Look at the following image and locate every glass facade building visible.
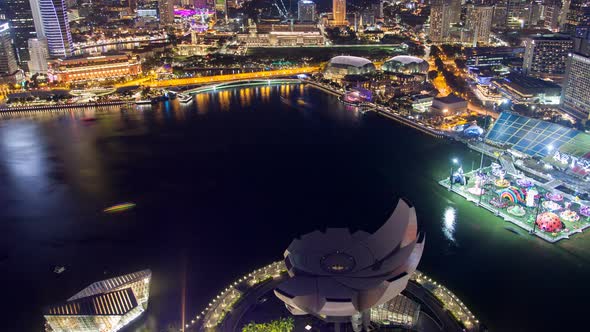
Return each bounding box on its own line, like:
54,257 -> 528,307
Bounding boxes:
39,0 -> 73,58
44,269 -> 152,332
0,0 -> 38,66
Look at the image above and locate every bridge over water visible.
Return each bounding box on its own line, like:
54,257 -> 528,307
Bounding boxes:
182,78 -> 303,94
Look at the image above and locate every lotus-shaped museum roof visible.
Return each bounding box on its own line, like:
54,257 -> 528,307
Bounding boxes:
275,199 -> 424,317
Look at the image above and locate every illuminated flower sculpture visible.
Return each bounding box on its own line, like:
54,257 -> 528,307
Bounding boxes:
536,212 -> 563,232
274,199 -> 424,331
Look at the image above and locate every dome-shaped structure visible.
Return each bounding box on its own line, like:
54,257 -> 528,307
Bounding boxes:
274,199 -> 424,324
536,212 -> 563,232
324,56 -> 376,82
382,55 -> 429,74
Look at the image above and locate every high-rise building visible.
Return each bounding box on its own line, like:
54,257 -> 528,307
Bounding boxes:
0,22 -> 18,75
506,0 -> 528,28
0,0 -> 38,66
449,0 -> 461,24
492,2 -> 508,28
159,0 -> 175,26
523,34 -> 573,79
44,270 -> 152,332
332,0 -> 346,26
561,53 -> 590,119
429,2 -> 453,43
465,4 -> 494,45
298,0 -> 315,22
39,0 -> 73,58
543,0 -> 562,32
27,37 -> 48,74
562,0 -> 590,33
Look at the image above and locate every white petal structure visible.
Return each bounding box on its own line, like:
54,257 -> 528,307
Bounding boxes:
274,199 -> 425,319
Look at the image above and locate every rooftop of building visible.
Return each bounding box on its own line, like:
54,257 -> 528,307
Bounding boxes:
385,55 -> 425,65
328,56 -> 373,67
434,94 -> 467,104
526,34 -> 573,41
501,74 -> 561,92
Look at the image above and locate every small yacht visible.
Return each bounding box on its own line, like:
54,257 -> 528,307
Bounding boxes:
54,266 -> 66,274
177,93 -> 193,104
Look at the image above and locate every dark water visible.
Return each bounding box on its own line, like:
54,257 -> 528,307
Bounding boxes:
1,84 -> 589,332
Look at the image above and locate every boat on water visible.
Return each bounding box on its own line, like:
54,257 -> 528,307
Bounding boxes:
296,98 -> 306,106
54,266 -> 66,274
177,93 -> 193,104
103,202 -> 136,213
81,116 -> 97,122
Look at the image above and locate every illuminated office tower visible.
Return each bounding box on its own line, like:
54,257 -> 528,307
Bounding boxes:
0,0 -> 38,66
27,37 -> 48,74
333,0 -> 347,25
44,270 -> 152,332
39,0 -> 73,58
523,34 -> 573,79
561,53 -> 590,119
465,4 -> 494,45
506,0 -> 527,28
0,22 -> 18,75
562,0 -> 590,33
449,0 -> 461,24
429,1 -> 453,43
298,0 -> 316,22
544,0 -> 562,32
159,0 -> 175,26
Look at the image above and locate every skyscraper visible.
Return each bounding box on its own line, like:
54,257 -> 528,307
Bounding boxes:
159,0 -> 175,26
215,0 -> 226,14
506,0 -> 527,28
449,0 -> 461,24
298,0 -> 316,22
523,34 -> 573,79
0,0 -> 38,66
0,22 -> 18,75
543,0 -> 562,32
333,0 -> 346,26
429,2 -> 453,43
562,0 -> 590,33
27,37 -> 48,74
465,5 -> 494,45
39,0 -> 73,58
561,53 -> 590,119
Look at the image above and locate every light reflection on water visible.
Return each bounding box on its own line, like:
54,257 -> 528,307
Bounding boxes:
443,206 -> 456,243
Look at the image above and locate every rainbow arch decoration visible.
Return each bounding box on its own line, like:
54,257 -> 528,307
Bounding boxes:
497,186 -> 526,205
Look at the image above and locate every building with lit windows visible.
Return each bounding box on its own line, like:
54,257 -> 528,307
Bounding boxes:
237,23 -> 325,47
429,1 -> 452,43
47,54 -> 142,83
0,22 -> 18,77
464,5 -> 493,45
27,37 -> 48,74
44,269 -> 152,332
0,0 -> 38,66
39,0 -> 73,58
561,53 -> 590,119
297,0 -> 316,22
159,0 -> 175,26
493,73 -> 562,104
331,0 -> 347,26
523,35 -> 573,80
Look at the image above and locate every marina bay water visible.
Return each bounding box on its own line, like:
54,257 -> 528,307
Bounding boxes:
1,84 -> 589,331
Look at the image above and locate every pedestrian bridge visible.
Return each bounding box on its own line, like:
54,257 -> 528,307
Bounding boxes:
183,78 -> 303,94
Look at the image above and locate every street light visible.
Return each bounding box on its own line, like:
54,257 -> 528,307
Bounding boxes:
449,158 -> 459,191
